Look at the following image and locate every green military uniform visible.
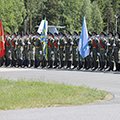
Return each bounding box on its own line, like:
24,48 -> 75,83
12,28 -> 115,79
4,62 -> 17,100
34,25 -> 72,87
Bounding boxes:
5,36 -> 12,67
28,37 -> 35,67
47,37 -> 53,68
16,37 -> 23,67
10,37 -> 17,67
106,37 -> 114,71
72,38 -> 78,68
53,35 -> 59,68
77,37 -> 83,70
90,37 -> 99,70
65,37 -> 71,69
58,36 -> 65,68
113,37 -> 120,71
22,38 -> 29,67
98,37 -> 107,70
34,37 -> 42,68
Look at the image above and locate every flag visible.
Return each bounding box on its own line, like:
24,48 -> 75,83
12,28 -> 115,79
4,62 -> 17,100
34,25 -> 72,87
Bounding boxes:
0,20 -> 5,58
78,17 -> 89,58
37,18 -> 48,60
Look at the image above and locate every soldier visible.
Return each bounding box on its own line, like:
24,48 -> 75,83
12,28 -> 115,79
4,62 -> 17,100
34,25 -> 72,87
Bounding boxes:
0,34 -> 6,67
106,33 -> 114,71
64,32 -> 72,69
47,33 -> 54,68
5,35 -> 12,67
98,32 -> 107,71
77,32 -> 83,70
90,33 -> 99,70
58,33 -> 65,68
28,35 -> 35,67
22,36 -> 29,67
53,33 -> 59,68
71,32 -> 78,69
10,34 -> 17,67
15,35 -> 23,67
34,36 -> 42,68
113,33 -> 120,71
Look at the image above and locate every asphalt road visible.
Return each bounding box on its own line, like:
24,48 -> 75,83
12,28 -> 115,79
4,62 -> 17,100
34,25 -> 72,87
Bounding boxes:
0,68 -> 120,120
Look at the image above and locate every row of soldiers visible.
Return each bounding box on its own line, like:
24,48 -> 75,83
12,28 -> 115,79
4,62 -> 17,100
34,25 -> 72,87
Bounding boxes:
0,32 -> 120,71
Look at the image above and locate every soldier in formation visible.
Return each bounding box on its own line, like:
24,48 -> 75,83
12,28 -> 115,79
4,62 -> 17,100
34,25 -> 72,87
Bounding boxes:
0,32 -> 120,72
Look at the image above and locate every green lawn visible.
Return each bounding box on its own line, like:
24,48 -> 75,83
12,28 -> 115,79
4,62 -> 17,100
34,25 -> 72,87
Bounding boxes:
0,79 -> 107,110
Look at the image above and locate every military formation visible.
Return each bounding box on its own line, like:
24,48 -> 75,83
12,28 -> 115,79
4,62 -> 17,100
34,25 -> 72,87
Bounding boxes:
0,31 -> 120,72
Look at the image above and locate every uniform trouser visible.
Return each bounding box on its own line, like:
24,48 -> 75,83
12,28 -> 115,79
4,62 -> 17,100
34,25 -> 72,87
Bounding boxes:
41,57 -> 46,68
23,59 -> 29,67
115,61 -> 119,71
59,60 -> 64,68
73,60 -> 78,68
11,58 -> 16,67
5,58 -> 11,67
92,50 -> 98,69
54,59 -> 59,68
118,63 -> 120,71
107,56 -> 114,70
66,60 -> 71,68
35,59 -> 40,68
99,51 -> 106,70
92,59 -> 98,69
77,59 -> 83,69
84,57 -> 91,69
47,59 -> 53,68
28,59 -> 34,67
16,59 -> 23,67
0,58 -> 4,67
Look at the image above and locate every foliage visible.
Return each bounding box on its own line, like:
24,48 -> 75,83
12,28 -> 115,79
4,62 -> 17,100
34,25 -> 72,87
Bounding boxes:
91,1 -> 103,33
0,0 -> 119,34
0,0 -> 26,34
80,0 -> 92,31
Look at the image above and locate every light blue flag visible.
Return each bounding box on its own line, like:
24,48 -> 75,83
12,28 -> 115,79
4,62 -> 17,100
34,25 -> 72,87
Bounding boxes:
78,17 -> 89,58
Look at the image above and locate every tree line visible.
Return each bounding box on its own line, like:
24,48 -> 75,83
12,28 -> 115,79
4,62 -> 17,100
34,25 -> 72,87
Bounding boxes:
0,0 -> 119,34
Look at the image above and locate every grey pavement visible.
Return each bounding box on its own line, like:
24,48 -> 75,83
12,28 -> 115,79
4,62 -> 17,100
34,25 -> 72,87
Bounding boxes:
0,68 -> 120,120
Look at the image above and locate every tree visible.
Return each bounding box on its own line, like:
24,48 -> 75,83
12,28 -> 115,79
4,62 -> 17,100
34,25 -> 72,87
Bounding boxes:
112,0 -> 120,33
42,0 -> 62,25
24,0 -> 46,33
60,0 -> 82,32
91,1 -> 103,33
103,0 -> 114,33
80,0 -> 92,31
0,0 -> 26,33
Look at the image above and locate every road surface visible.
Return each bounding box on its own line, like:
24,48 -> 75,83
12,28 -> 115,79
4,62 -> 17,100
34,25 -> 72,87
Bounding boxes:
0,68 -> 120,120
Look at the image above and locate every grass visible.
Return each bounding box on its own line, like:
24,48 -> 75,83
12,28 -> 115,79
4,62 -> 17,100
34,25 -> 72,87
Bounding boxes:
0,79 -> 107,110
